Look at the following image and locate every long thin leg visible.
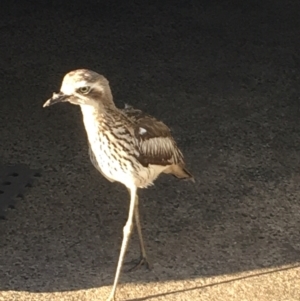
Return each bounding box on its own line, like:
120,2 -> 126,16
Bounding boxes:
107,187 -> 138,301
127,196 -> 152,271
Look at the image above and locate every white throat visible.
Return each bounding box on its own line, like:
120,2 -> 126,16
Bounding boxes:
80,104 -> 98,116
80,105 -> 103,142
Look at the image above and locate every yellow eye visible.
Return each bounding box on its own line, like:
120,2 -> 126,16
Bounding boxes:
79,86 -> 91,94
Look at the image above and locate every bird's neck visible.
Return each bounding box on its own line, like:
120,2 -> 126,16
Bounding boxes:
103,87 -> 116,108
80,103 -> 115,135
80,103 -> 105,121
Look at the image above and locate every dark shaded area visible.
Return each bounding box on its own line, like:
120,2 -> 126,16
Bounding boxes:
0,164 -> 41,218
0,0 -> 299,294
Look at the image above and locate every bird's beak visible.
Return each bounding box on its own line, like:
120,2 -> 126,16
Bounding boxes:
43,92 -> 69,108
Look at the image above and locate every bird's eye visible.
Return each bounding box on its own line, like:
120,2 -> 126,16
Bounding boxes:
79,86 -> 91,94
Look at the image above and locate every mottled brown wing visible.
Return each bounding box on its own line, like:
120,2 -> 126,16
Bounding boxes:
122,105 -> 184,167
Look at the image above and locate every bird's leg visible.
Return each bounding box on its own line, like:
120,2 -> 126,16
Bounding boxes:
107,187 -> 137,301
127,195 -> 152,272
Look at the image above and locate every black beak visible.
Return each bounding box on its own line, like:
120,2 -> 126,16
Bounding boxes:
43,92 -> 69,108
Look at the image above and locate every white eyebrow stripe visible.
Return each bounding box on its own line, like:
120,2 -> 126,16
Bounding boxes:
75,80 -> 88,88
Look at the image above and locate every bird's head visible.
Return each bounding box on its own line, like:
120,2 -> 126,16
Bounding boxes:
43,69 -> 115,109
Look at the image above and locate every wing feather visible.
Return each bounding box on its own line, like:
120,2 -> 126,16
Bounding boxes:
122,105 -> 184,167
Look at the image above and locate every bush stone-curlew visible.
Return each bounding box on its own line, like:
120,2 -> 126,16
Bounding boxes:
43,69 -> 194,301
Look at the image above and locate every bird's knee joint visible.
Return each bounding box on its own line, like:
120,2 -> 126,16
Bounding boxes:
123,221 -> 133,236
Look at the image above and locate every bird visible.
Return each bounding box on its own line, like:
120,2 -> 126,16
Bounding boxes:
43,69 -> 194,301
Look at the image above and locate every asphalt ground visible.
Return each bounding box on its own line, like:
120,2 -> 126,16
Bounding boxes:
0,1 -> 299,300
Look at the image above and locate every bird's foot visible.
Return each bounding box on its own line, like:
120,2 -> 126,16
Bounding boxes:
125,256 -> 152,272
